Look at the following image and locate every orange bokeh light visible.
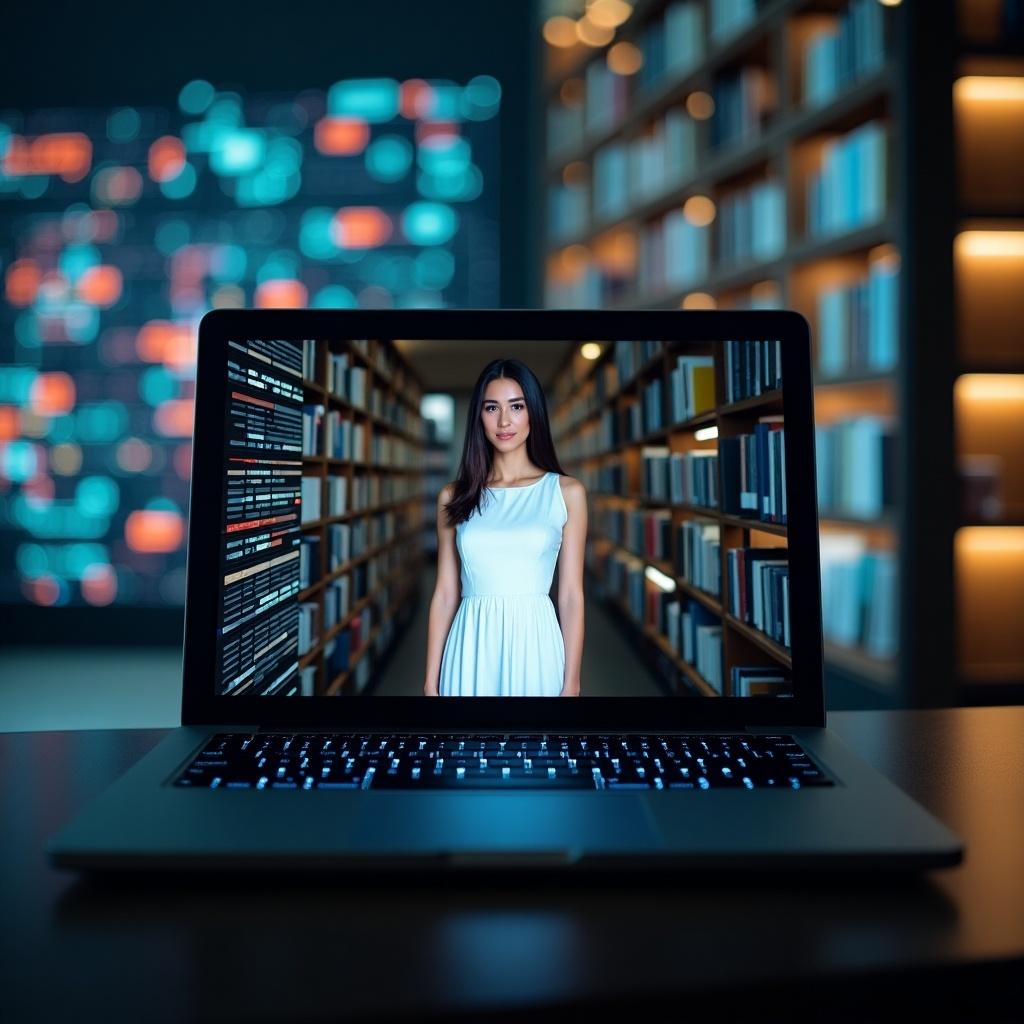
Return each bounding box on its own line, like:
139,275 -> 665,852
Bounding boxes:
314,117 -> 370,155
3,133 -> 93,182
0,406 -> 20,441
77,265 -> 123,307
135,320 -> 195,369
400,79 -> 434,119
254,278 -> 309,309
29,372 -> 76,416
5,259 -> 43,307
125,509 -> 185,553
81,563 -> 117,606
331,207 -> 393,249
153,399 -> 195,437
148,136 -> 187,182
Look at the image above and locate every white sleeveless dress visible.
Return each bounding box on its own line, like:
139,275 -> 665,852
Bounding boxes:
439,471 -> 569,697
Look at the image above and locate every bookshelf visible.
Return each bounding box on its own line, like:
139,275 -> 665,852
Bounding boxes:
551,338 -> 793,698
951,0 -> 1024,701
538,0 -> 1017,706
298,339 -> 428,696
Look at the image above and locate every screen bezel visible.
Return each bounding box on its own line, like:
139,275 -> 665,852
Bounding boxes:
182,309 -> 824,729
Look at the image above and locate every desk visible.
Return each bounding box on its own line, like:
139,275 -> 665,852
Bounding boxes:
3,709 -> 1023,1023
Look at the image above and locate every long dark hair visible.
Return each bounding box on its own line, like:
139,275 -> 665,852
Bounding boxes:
443,357 -> 567,527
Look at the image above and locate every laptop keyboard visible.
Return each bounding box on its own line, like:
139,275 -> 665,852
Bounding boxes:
174,734 -> 833,791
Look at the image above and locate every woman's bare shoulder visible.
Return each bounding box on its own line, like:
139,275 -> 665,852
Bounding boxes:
557,474 -> 587,501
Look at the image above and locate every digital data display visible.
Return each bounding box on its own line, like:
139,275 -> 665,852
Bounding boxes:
0,76 -> 501,609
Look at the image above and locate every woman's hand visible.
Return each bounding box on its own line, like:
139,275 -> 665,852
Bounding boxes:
560,679 -> 581,697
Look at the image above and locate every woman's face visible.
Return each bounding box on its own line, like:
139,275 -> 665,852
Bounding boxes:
481,378 -> 530,453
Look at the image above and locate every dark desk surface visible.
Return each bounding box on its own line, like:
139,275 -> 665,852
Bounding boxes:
4,708 -> 1023,1023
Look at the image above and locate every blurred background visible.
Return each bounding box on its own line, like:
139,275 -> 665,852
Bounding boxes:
2,0 -> 1022,727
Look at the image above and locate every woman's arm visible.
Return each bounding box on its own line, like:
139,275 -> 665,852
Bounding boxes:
423,484 -> 461,696
556,477 -> 587,697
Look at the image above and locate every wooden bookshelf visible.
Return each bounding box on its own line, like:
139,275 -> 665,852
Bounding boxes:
553,338 -> 792,697
298,339 -> 428,696
538,0 -> 945,704
951,3 -> 1024,699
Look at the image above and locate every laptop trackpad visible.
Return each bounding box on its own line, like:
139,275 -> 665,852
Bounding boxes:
353,794 -> 661,862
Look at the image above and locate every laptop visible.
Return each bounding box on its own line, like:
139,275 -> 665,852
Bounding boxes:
48,309 -> 963,870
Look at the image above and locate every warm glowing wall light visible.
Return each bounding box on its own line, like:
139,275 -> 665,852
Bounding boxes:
607,41 -> 643,75
681,292 -> 716,309
955,231 -> 1024,258
686,92 -> 715,120
955,373 -> 1024,402
543,15 -> 578,48
580,342 -> 603,360
587,0 -> 633,30
683,195 -> 716,226
956,526 -> 1024,554
694,426 -> 719,442
954,76 -> 1024,102
644,565 -> 676,591
869,243 -> 901,271
877,0 -> 901,7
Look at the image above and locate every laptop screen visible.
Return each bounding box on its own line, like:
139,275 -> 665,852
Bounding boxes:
215,336 -> 793,699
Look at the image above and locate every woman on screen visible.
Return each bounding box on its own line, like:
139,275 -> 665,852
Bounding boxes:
423,357 -> 587,697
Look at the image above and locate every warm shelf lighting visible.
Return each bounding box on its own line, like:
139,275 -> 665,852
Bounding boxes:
580,342 -> 603,360
586,0 -> 633,30
954,76 -> 1024,102
560,243 -> 591,273
686,91 -> 715,120
543,15 -> 579,48
644,564 -> 676,591
683,195 -> 716,226
681,292 -> 716,309
955,373 -> 1024,402
955,231 -> 1024,258
877,0 -> 902,7
575,15 -> 615,47
607,41 -> 643,75
694,426 -> 719,442
562,160 -> 588,186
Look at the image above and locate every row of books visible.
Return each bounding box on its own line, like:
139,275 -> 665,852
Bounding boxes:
727,547 -> 791,647
638,209 -> 711,293
815,416 -> 894,520
710,66 -> 775,151
723,339 -> 783,403
299,535 -> 321,590
806,119 -> 887,238
368,384 -> 421,438
709,0 -> 757,43
298,601 -> 320,656
643,446 -> 720,508
584,56 -> 630,138
548,181 -> 589,244
717,179 -> 786,266
732,666 -> 791,697
816,260 -> 899,379
801,0 -> 886,108
324,610 -> 371,682
544,261 -> 631,308
302,404 -> 323,456
667,599 -> 724,692
670,354 -> 716,422
325,412 -> 366,462
325,353 -> 368,409
636,1 -> 705,92
677,520 -> 721,596
614,339 -> 663,385
590,109 -> 699,222
819,534 -> 897,658
323,575 -> 351,630
300,476 -> 321,523
720,418 -> 787,524
369,430 -> 415,468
